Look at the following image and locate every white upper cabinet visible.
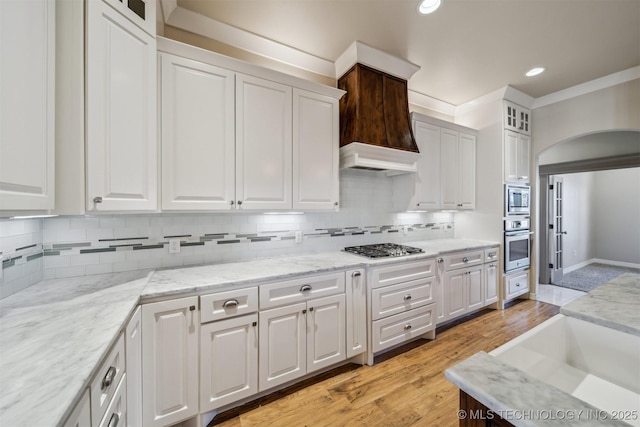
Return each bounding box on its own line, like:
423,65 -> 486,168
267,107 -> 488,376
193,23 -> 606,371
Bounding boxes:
157,38 -> 344,212
412,120 -> 442,210
503,100 -> 530,136
441,128 -> 476,210
0,0 -> 55,211
160,54 -> 235,210
292,89 -> 340,210
236,74 -> 293,211
393,113 -> 476,212
504,130 -> 530,183
85,0 -> 157,212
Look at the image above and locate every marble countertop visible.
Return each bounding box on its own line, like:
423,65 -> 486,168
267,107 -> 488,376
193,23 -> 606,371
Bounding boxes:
560,273 -> 640,336
446,352 -> 630,427
446,273 -> 640,427
0,238 -> 498,426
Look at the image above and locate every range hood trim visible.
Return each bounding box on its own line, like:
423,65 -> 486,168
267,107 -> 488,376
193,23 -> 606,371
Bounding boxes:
339,142 -> 419,175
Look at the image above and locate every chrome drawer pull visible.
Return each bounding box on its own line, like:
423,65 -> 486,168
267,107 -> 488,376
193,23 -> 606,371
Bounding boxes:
404,324 -> 412,330
404,294 -> 412,301
463,257 -> 469,263
352,271 -> 361,278
437,258 -> 444,263
107,413 -> 119,427
300,285 -> 312,292
222,299 -> 239,309
101,366 -> 116,391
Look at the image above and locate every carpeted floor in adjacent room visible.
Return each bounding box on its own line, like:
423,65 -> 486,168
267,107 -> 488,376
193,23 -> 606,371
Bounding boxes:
554,263 -> 640,292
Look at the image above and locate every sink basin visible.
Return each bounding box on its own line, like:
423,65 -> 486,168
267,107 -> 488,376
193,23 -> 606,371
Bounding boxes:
491,314 -> 640,426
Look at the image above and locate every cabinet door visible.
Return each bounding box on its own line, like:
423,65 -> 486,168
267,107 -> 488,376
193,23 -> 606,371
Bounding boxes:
160,54 -> 235,210
503,101 -> 519,133
346,269 -> 366,358
504,130 -> 519,183
466,266 -> 484,311
63,390 -> 91,427
200,314 -> 258,411
0,0 -> 55,210
86,0 -> 157,211
125,306 -> 142,427
259,302 -> 306,391
414,121 -> 442,210
517,134 -> 530,182
444,270 -> 466,319
458,132 -> 476,209
434,258 -> 446,325
307,294 -> 345,373
293,89 -> 339,210
236,74 -> 292,210
142,297 -> 198,427
484,262 -> 499,305
440,128 -> 459,210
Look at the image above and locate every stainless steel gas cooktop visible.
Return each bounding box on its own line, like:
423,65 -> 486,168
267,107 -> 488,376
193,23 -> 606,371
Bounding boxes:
343,243 -> 424,259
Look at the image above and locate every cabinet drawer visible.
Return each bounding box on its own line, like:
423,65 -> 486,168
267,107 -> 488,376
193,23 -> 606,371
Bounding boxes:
259,272 -> 345,309
371,277 -> 434,321
370,258 -> 435,290
505,270 -> 529,299
98,374 -> 127,427
483,247 -> 499,263
201,287 -> 258,323
372,304 -> 436,353
91,333 -> 125,427
444,250 -> 484,270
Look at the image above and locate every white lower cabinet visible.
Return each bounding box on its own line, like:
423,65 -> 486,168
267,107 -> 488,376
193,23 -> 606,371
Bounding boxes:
505,269 -> 530,300
345,269 -> 366,358
125,306 -> 142,427
200,313 -> 258,411
63,390 -> 91,427
259,293 -> 345,391
440,246 -> 500,324
142,297 -> 199,427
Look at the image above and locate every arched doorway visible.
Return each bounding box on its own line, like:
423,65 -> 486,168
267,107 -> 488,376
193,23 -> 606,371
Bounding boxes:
537,130 -> 640,286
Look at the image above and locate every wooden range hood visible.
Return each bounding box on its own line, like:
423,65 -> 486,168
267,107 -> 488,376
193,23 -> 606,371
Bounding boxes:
335,42 -> 421,174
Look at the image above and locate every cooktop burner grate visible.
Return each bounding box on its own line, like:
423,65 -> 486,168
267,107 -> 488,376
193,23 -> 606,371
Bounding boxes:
343,243 -> 424,259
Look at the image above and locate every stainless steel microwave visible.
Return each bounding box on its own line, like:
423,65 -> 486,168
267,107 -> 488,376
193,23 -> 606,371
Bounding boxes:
505,184 -> 531,216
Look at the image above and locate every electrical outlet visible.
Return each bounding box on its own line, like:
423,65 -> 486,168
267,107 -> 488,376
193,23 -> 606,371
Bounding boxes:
295,231 -> 303,244
169,239 -> 181,254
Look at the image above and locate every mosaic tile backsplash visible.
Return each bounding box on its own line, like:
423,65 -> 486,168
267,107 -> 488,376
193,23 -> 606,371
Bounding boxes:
1,169 -> 454,298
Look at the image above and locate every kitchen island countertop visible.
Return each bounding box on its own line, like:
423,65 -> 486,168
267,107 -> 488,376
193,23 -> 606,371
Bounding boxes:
446,273 -> 640,427
0,238 -> 498,426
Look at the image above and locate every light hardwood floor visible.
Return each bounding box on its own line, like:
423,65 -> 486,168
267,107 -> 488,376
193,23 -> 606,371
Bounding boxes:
211,300 -> 560,427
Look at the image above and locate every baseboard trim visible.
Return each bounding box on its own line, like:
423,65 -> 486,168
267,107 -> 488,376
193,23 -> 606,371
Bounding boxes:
565,258 -> 640,274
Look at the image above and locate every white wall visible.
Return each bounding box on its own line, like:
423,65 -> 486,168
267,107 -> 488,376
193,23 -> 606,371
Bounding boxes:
593,168 -> 640,264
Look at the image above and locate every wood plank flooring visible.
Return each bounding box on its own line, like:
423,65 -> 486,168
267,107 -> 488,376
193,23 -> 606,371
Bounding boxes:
211,300 -> 560,427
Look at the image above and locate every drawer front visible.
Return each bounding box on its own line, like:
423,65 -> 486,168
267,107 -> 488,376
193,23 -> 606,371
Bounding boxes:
91,333 -> 125,427
444,250 -> 484,270
259,272 -> 345,310
201,287 -> 258,323
98,374 -> 127,427
370,258 -> 436,290
372,304 -> 436,353
484,247 -> 499,263
371,277 -> 434,321
506,270 -> 529,299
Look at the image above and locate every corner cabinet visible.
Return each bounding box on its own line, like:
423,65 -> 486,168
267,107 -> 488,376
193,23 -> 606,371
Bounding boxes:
393,113 -> 476,211
0,0 -> 55,211
158,38 -> 343,212
142,297 -> 199,427
85,0 -> 157,212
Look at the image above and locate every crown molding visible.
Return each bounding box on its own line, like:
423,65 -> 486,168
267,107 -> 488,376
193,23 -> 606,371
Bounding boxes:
335,41 -> 420,80
162,4 -> 335,76
532,66 -> 640,109
408,90 -> 456,116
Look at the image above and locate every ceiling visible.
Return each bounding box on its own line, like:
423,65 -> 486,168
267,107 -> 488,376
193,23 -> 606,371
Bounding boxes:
170,0 -> 640,107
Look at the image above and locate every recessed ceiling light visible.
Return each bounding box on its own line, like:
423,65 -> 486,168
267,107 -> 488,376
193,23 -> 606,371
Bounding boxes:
417,0 -> 442,15
525,67 -> 545,77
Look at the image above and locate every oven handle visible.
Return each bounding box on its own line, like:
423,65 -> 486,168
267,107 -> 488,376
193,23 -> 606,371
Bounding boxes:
505,231 -> 534,236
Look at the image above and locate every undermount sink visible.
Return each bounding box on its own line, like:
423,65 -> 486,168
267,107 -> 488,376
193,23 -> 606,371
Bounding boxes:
490,314 -> 640,426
